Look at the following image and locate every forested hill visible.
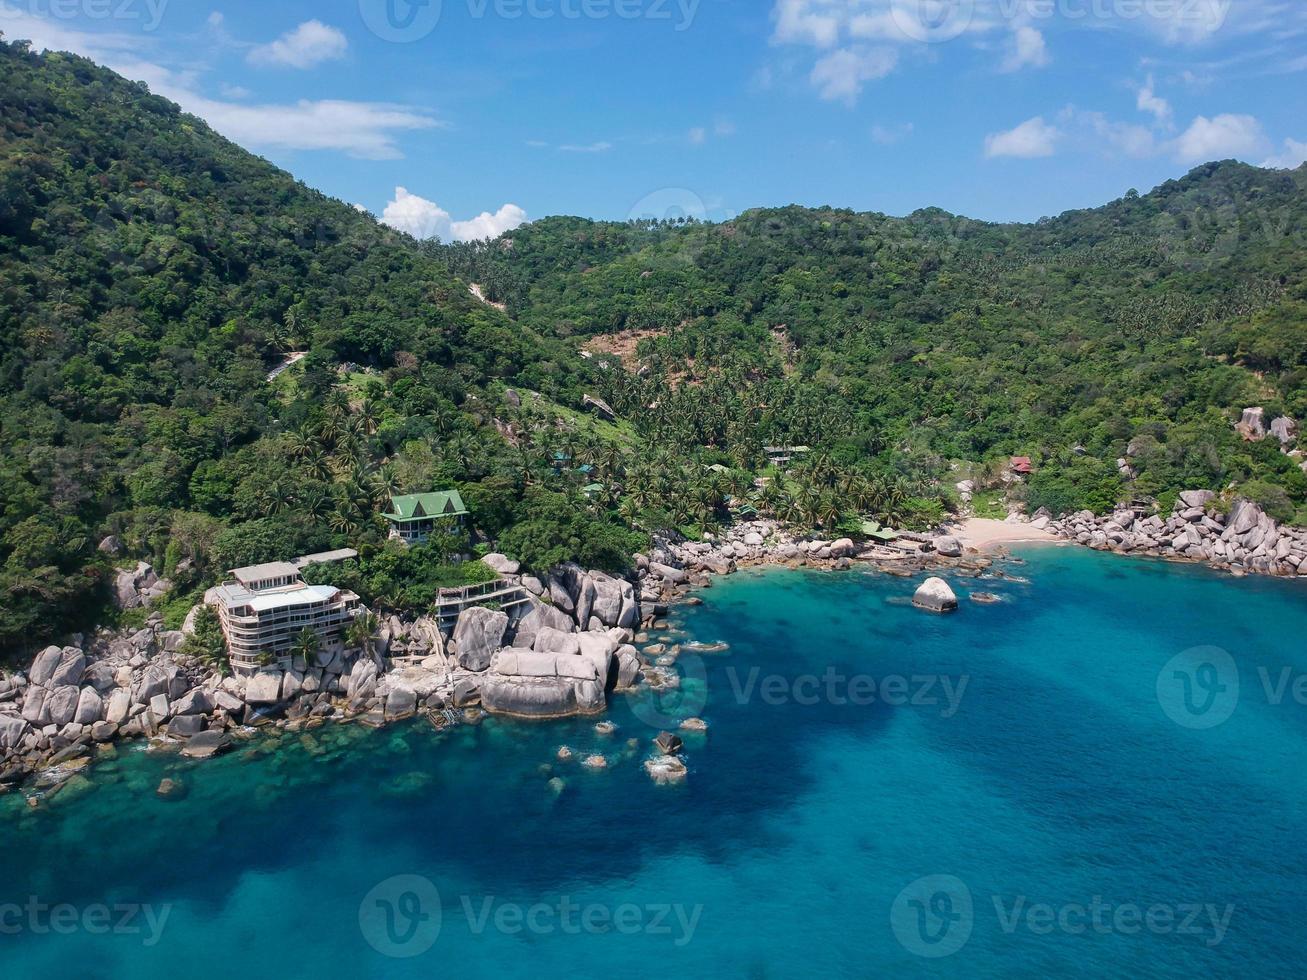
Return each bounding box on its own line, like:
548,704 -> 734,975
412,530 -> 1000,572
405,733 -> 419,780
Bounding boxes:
0,37 -> 583,649
441,158 -> 1307,516
2,34 -> 1306,655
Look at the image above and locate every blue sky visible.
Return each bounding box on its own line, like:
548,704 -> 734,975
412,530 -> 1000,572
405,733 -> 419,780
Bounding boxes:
3,0 -> 1305,239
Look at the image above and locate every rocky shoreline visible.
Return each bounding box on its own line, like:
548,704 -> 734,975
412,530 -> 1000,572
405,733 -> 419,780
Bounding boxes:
18,495 -> 1293,807
1,520 -> 991,803
1041,493 -> 1307,579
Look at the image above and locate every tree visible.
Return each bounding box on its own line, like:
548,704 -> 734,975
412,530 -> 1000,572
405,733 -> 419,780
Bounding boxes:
180,605 -> 229,675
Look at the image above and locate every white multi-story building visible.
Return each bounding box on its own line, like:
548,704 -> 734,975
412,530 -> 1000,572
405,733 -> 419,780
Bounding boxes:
213,561 -> 361,673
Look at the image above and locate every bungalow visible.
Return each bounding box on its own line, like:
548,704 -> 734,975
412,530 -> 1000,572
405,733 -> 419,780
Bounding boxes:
383,490 -> 469,545
1010,456 -> 1034,476
213,562 -> 360,674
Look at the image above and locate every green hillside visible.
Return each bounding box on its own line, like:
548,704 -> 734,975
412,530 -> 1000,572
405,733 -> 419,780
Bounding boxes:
2,34 -> 1305,653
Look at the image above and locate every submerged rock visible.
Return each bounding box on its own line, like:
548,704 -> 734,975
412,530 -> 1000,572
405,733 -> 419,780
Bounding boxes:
644,755 -> 688,784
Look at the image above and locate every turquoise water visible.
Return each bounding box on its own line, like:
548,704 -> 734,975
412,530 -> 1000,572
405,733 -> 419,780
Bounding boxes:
4,546 -> 1307,978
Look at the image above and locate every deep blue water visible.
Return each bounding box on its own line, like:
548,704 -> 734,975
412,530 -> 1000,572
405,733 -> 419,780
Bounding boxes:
4,546 -> 1307,978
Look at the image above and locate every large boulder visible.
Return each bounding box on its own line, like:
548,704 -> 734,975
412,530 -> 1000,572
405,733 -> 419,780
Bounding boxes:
1236,407 -> 1267,441
73,688 -> 103,725
913,578 -> 959,613
28,646 -> 66,686
1270,416 -> 1298,446
1178,490 -> 1216,511
45,685 -> 81,726
588,572 -> 627,627
180,730 -> 230,759
933,536 -> 963,558
534,627 -> 582,657
347,659 -> 379,700
114,561 -> 158,610
1227,498 -> 1266,536
614,645 -> 641,690
0,715 -> 29,750
512,602 -> 575,650
244,671 -> 284,706
481,553 -> 521,576
649,562 -> 688,585
171,688 -> 212,716
480,676 -> 581,718
20,686 -> 47,725
105,689 -> 132,726
453,606 -> 510,672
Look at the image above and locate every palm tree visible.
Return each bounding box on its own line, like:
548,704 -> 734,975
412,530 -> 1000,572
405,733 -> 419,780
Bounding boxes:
346,613 -> 378,657
292,627 -> 321,666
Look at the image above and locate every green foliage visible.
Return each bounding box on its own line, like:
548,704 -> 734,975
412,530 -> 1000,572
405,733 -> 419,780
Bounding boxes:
179,604 -> 228,675
497,489 -> 647,574
302,545 -> 497,616
1025,459 -> 1126,517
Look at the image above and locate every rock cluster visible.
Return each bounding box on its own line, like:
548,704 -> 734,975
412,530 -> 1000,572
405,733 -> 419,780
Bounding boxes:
1048,493 -> 1307,577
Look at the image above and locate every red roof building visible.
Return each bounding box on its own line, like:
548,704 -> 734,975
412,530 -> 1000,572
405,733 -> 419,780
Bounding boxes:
1010,456 -> 1034,475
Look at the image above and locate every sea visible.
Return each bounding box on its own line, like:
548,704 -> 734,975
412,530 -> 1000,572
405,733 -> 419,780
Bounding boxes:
3,545 -> 1306,979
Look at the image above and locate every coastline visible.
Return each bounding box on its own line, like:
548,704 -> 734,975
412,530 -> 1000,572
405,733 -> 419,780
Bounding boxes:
7,496 -> 1305,808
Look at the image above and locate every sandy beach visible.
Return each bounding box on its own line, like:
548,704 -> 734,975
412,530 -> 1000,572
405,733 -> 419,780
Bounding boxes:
953,518 -> 1060,550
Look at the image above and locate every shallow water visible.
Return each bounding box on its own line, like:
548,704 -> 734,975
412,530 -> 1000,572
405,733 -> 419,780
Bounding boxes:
4,546 -> 1307,978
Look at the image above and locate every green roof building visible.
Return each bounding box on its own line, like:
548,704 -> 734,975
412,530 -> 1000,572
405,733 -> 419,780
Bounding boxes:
383,491 -> 468,545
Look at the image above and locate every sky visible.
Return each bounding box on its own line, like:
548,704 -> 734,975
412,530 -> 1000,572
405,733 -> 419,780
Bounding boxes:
2,0 -> 1306,240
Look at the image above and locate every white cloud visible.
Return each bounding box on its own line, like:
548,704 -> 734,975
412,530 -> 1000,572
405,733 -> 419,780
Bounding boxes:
773,0 -> 841,47
810,46 -> 898,103
558,141 -> 613,153
984,116 -> 1059,158
1000,25 -> 1049,72
248,20 -> 348,69
1174,113 -> 1268,162
1078,111 -> 1158,158
1261,138 -> 1307,170
688,126 -> 707,145
1136,75 -> 1172,125
381,187 -> 452,240
220,83 -> 252,99
1,9 -> 433,159
871,122 -> 913,145
381,188 -> 527,243
715,120 -> 737,137
452,204 -> 529,242
207,12 -> 224,27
